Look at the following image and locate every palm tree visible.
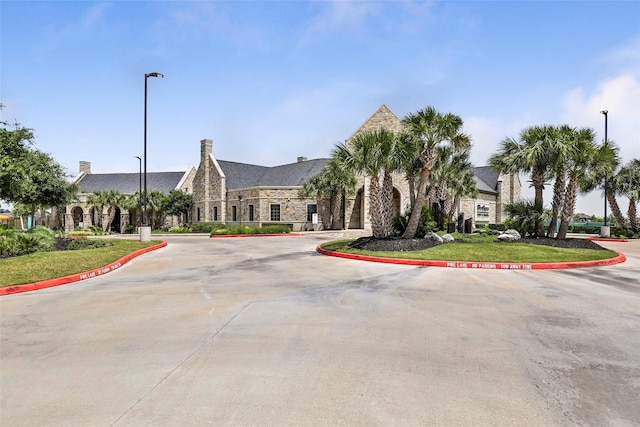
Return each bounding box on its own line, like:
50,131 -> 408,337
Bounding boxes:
146,190 -> 167,229
557,127 -> 597,239
397,131 -> 422,209
401,107 -> 470,238
299,158 -> 358,230
334,128 -> 398,238
445,149 -> 478,226
489,126 -> 554,236
616,159 -> 640,232
86,190 -> 111,229
579,140 -> 624,228
427,144 -> 476,230
545,125 -> 573,237
101,190 -> 126,232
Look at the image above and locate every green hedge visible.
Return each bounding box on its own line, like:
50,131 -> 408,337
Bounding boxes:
211,224 -> 292,236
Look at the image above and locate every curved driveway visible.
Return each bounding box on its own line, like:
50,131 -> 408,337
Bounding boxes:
1,234 -> 639,426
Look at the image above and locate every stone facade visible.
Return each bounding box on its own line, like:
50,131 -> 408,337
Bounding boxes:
63,162 -> 195,233
190,104 -> 520,232
343,105 -> 521,230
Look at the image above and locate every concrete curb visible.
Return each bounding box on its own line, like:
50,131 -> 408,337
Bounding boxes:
210,233 -> 301,238
316,245 -> 626,270
0,241 -> 168,296
586,237 -> 630,242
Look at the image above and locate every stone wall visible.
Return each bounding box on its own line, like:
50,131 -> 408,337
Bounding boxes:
225,187 -> 328,231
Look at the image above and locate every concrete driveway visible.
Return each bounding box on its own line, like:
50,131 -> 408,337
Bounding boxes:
1,234 -> 639,426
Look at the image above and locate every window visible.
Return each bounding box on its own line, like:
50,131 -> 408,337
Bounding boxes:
270,204 -> 281,221
307,204 -> 317,221
197,207 -> 201,222
249,204 -> 254,221
213,206 -> 218,221
232,205 -> 237,222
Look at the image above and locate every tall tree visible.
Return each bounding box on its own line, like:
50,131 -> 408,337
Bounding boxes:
0,124 -> 34,203
334,129 -> 398,238
579,140 -> 624,228
86,191 -> 110,229
616,159 -> 640,232
401,107 -> 470,238
489,126 -> 553,236
162,190 -> 193,226
1,124 -> 76,224
557,127 -> 598,239
427,144 -> 477,230
101,190 -> 126,232
545,125 -> 573,237
299,158 -> 357,230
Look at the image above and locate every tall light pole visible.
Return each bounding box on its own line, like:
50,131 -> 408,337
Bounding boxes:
142,72 -> 163,241
600,110 -> 608,228
134,156 -> 142,229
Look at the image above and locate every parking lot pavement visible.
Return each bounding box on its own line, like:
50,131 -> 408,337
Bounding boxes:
1,235 -> 638,426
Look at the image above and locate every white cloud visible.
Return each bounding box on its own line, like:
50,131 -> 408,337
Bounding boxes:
561,73 -> 640,162
300,1 -> 382,44
463,114 -> 536,166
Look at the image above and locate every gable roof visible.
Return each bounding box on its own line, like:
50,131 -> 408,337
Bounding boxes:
77,171 -> 188,195
348,104 -> 404,141
473,166 -> 499,194
217,158 -> 330,190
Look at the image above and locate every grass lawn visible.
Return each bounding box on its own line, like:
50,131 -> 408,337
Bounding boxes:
0,240 -> 161,287
320,240 -> 618,263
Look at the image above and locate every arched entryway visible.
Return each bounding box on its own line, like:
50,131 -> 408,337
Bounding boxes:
348,188 -> 364,229
110,207 -> 122,233
72,207 -> 83,229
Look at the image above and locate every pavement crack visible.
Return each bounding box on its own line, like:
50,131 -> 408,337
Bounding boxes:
109,302 -> 253,426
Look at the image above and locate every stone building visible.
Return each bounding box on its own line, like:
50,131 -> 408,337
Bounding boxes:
63,161 -> 195,233
191,105 -> 520,231
64,105 -> 519,233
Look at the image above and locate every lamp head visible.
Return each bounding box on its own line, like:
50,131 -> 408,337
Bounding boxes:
135,156 -> 141,160
146,72 -> 164,78
600,110 -> 608,115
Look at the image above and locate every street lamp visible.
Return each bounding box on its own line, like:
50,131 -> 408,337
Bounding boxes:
142,72 -> 163,241
134,156 -> 142,229
600,110 -> 610,237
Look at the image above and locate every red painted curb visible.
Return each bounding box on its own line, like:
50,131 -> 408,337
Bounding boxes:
586,237 -> 630,242
316,245 -> 626,270
0,241 -> 168,296
210,233 -> 301,238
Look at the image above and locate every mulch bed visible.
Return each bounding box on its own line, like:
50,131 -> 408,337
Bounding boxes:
349,236 -> 608,252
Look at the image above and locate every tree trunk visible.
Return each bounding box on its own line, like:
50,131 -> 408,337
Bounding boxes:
380,169 -> 395,237
369,174 -> 384,238
607,192 -> 627,229
331,191 -> 343,229
557,174 -> 578,239
628,198 -> 638,232
448,194 -> 460,220
406,174 -> 416,211
531,170 -> 546,237
318,197 -> 330,229
402,164 -> 431,238
546,169 -> 565,237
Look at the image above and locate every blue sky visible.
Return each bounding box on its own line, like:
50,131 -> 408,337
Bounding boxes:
2,0 -> 639,216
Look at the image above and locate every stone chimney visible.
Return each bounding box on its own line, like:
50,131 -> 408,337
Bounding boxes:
79,161 -> 91,174
297,156 -> 307,163
201,139 -> 213,161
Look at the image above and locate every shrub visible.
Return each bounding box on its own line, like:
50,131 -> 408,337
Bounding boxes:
393,207 -> 437,237
190,222 -> 226,233
211,224 -> 292,236
89,225 -> 108,235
